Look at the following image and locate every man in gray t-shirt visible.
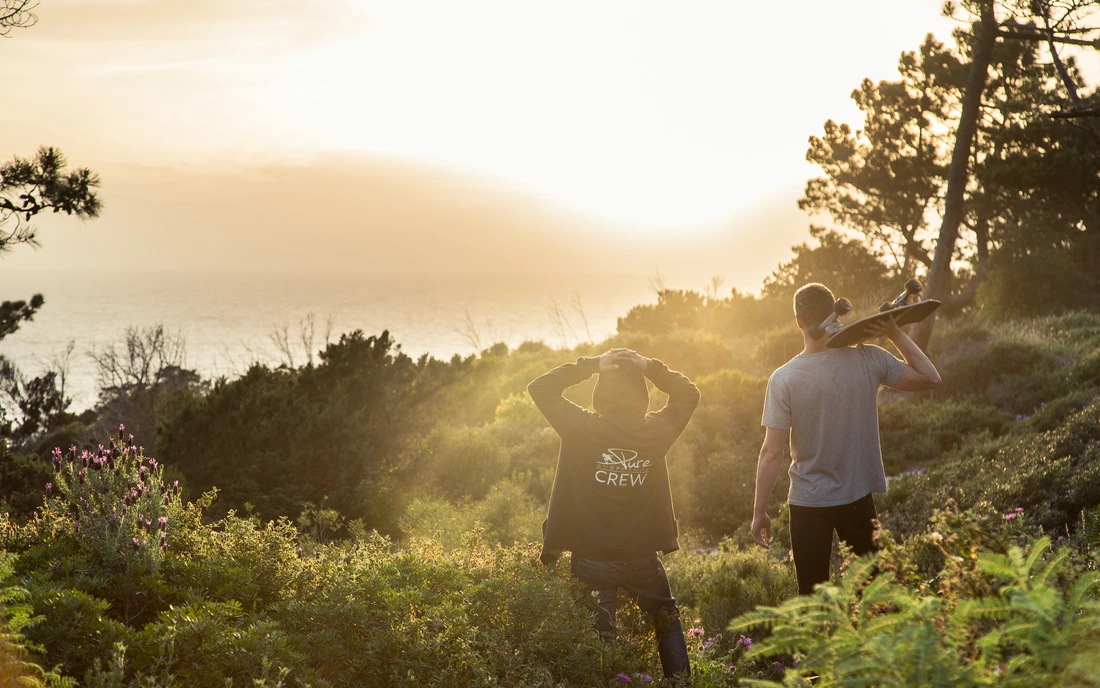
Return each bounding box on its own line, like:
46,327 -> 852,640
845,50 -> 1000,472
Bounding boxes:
752,283 -> 941,595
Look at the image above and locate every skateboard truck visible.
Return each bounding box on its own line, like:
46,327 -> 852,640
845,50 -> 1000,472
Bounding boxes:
809,298 -> 853,339
879,278 -> 923,313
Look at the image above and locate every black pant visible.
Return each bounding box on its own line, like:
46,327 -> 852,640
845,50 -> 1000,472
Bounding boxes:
570,553 -> 691,682
788,493 -> 879,596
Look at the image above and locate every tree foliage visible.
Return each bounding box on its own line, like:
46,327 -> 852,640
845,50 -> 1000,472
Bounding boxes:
158,330 -> 460,529
0,147 -> 100,256
802,5 -> 1100,337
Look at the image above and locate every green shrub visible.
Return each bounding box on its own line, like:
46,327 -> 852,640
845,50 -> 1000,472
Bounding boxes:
884,399 -> 1100,535
0,554 -> 73,688
729,533 -> 1100,688
878,397 -> 1011,473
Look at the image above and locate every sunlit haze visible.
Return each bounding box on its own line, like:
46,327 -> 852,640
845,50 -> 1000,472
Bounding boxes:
0,0 -> 1013,289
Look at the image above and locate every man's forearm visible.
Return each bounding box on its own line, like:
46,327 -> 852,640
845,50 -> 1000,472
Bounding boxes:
753,448 -> 784,516
889,330 -> 941,384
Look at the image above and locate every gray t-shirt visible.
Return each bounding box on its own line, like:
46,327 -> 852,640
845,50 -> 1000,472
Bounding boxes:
761,344 -> 905,507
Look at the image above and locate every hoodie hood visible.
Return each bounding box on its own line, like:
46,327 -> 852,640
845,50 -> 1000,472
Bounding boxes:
592,364 -> 649,419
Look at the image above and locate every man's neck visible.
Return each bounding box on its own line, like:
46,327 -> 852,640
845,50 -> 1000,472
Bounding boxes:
801,330 -> 829,354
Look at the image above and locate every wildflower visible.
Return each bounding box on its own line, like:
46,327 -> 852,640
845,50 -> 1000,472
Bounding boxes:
45,482 -> 52,497
158,516 -> 168,531
615,674 -> 632,683
703,637 -> 716,652
1015,414 -> 1024,421
1057,535 -> 1066,544
737,634 -> 753,650
1004,512 -> 1017,520
1015,507 -> 1024,512
641,675 -> 653,684
930,532 -> 943,542
132,537 -> 141,552
119,423 -> 125,434
688,627 -> 704,637
173,480 -> 179,496
139,466 -> 147,476
78,469 -> 85,485
108,513 -> 118,526
52,455 -> 60,472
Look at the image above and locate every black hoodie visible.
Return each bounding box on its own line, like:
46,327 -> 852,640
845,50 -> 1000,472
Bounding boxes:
528,356 -> 700,564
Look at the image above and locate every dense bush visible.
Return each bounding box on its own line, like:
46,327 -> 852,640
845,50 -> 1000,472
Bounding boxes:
157,331 -> 464,531
883,399 -> 1100,536
729,509 -> 1100,688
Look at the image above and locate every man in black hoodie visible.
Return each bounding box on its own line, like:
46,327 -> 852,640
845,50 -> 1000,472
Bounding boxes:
528,348 -> 700,684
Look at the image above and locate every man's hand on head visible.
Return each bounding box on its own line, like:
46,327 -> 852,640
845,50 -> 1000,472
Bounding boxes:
615,350 -> 649,374
598,348 -> 648,374
597,350 -> 626,373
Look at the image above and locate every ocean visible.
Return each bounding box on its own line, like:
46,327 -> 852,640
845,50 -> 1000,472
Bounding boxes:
0,270 -> 656,412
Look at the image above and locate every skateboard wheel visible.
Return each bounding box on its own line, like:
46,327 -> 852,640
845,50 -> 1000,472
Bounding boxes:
905,278 -> 923,294
834,298 -> 852,315
879,302 -> 893,313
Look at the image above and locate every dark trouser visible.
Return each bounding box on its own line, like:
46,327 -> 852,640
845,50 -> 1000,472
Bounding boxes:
789,493 -> 879,596
570,553 -> 691,683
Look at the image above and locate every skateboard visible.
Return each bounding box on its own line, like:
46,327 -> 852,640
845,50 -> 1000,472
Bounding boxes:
824,279 -> 941,349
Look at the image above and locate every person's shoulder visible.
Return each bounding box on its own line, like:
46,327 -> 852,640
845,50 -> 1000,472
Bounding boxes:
768,355 -> 806,384
854,342 -> 896,361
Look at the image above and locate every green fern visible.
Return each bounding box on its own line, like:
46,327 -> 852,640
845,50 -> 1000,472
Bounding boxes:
729,535 -> 1100,688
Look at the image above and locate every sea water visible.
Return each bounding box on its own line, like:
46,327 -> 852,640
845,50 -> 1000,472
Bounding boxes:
0,269 -> 655,411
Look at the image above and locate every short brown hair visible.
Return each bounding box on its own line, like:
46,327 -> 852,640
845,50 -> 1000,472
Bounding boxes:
793,283 -> 835,329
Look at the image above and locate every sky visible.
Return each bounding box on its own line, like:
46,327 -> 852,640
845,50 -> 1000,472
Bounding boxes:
0,0 -> 1022,290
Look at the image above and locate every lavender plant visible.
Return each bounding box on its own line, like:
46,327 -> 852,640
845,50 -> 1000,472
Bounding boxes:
42,425 -> 182,573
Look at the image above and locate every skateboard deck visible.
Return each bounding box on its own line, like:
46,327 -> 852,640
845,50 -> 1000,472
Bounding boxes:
826,300 -> 940,348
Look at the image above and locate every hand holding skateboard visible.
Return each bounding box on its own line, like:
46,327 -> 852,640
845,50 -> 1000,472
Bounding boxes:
824,278 -> 940,349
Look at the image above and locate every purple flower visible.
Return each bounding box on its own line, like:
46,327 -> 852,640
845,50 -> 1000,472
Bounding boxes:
703,637 -> 716,652
738,634 -> 754,649
688,627 -> 703,637
45,482 -> 52,497
1015,507 -> 1024,512
1057,535 -> 1066,544
158,516 -> 168,531
77,469 -> 85,485
119,423 -> 126,433
641,676 -> 653,684
132,537 -> 141,551
615,674 -> 632,683
1004,513 -> 1016,520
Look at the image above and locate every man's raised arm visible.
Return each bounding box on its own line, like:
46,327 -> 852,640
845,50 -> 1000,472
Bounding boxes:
527,355 -> 602,434
639,356 -> 701,435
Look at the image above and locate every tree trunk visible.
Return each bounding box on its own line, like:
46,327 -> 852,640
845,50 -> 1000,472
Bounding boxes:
911,4 -> 999,350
